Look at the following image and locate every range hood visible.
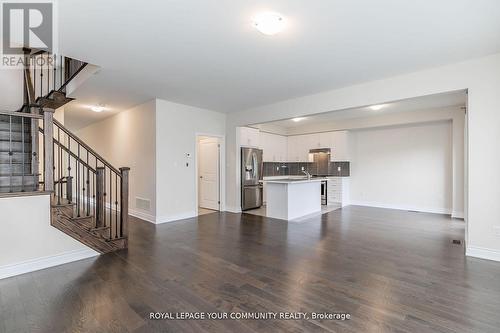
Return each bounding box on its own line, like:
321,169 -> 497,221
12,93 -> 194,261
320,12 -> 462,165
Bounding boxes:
309,148 -> 331,176
309,148 -> 331,154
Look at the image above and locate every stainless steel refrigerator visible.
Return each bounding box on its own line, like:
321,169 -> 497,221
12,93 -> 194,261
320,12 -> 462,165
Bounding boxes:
241,147 -> 263,210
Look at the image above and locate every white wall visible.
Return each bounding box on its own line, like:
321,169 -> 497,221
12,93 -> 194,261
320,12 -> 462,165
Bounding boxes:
155,99 -> 226,223
226,52 -> 500,261
0,194 -> 98,279
76,100 -> 157,222
284,106 -> 465,216
349,121 -> 453,214
0,69 -> 23,111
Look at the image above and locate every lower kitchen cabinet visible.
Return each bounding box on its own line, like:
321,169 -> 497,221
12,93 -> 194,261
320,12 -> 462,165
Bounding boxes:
326,177 -> 350,207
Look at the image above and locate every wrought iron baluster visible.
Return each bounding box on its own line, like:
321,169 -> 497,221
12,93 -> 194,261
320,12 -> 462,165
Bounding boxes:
103,166 -> 106,230
82,157 -> 86,217
9,116 -> 12,192
86,151 -> 90,216
21,117 -> 25,191
115,173 -> 118,238
77,143 -> 80,217
94,159 -> 98,228
33,56 -> 36,99
52,140 -> 55,199
47,52 -> 50,92
57,128 -> 61,204
109,168 -> 112,239
67,134 -> 71,202
53,54 -> 56,91
39,55 -> 43,99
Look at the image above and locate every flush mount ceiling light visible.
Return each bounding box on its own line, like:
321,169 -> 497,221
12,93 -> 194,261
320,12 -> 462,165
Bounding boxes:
292,117 -> 306,122
253,12 -> 285,35
90,104 -> 105,113
369,104 -> 386,111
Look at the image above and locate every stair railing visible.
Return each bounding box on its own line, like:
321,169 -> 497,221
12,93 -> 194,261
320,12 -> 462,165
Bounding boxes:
21,49 -> 87,111
0,110 -> 43,193
38,119 -> 129,240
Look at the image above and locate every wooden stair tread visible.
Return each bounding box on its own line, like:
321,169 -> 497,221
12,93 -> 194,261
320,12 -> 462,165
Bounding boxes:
51,206 -> 126,253
50,195 -> 127,254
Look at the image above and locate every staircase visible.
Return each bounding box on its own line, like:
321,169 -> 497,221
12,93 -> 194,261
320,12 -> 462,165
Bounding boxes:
0,48 -> 129,254
0,113 -> 37,193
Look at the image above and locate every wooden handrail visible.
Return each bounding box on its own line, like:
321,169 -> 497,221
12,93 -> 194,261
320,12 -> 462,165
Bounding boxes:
38,126 -> 97,174
52,119 -> 121,176
0,110 -> 42,119
57,62 -> 88,93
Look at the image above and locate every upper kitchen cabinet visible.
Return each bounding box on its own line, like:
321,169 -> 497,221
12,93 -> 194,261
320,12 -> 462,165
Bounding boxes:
330,130 -> 351,161
287,130 -> 351,161
287,134 -> 313,162
260,132 -> 287,162
239,126 -> 260,148
303,133 -> 332,150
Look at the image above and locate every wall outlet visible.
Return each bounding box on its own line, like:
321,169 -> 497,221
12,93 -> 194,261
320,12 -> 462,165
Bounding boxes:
301,166 -> 305,171
337,166 -> 341,172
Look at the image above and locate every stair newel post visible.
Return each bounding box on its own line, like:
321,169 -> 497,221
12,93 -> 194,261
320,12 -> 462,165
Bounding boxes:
120,167 -> 130,239
66,176 -> 73,203
43,109 -> 54,192
23,50 -> 39,182
96,167 -> 105,228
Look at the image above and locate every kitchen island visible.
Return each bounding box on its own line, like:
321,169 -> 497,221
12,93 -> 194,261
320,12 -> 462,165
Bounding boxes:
262,178 -> 322,220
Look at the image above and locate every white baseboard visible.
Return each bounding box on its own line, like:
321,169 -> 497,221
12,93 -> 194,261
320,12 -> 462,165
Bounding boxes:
452,211 -> 464,219
0,248 -> 99,280
466,246 -> 500,262
129,208 -> 156,224
156,211 -> 197,224
349,200 -> 452,215
224,206 -> 242,213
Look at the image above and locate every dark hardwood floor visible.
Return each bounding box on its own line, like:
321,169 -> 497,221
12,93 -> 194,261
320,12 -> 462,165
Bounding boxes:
1,206 -> 500,333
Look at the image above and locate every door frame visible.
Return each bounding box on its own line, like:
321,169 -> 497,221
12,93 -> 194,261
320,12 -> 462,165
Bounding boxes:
195,133 -> 225,214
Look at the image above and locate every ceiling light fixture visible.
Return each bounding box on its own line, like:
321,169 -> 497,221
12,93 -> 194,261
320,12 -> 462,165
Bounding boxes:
292,117 -> 306,122
90,104 -> 105,113
369,104 -> 386,111
253,12 -> 285,35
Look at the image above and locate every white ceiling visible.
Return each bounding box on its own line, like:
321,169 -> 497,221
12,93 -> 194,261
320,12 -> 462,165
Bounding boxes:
254,90 -> 466,133
58,0 -> 500,127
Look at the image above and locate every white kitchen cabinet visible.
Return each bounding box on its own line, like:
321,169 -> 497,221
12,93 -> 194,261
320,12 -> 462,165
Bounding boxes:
319,132 -> 333,148
260,132 -> 287,162
330,131 -> 350,161
327,177 -> 350,207
287,135 -> 301,161
239,127 -> 260,148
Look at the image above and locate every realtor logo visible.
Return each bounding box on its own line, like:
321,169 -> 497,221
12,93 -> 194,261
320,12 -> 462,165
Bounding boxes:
2,2 -> 53,54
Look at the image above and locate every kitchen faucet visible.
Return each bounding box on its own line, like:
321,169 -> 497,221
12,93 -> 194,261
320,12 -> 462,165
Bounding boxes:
302,170 -> 311,180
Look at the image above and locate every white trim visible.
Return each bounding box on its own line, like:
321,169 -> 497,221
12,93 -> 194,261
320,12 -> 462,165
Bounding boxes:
349,200 -> 452,215
156,211 -> 197,224
0,248 -> 99,280
466,246 -> 500,262
452,211 -> 464,219
195,133 -> 226,214
225,206 -> 242,213
129,208 -> 156,224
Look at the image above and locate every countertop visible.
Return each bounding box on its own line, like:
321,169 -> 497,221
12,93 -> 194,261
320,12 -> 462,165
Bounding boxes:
261,178 -> 324,184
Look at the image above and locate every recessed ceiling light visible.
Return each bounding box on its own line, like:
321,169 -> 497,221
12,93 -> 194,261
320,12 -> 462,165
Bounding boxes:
369,104 -> 386,111
90,104 -> 105,113
253,12 -> 285,35
292,117 -> 306,122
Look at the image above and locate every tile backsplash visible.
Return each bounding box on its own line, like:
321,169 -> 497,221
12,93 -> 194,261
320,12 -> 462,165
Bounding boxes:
263,161 -> 350,177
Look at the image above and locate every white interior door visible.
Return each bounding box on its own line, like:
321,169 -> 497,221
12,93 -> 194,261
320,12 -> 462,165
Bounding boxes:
198,138 -> 220,210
